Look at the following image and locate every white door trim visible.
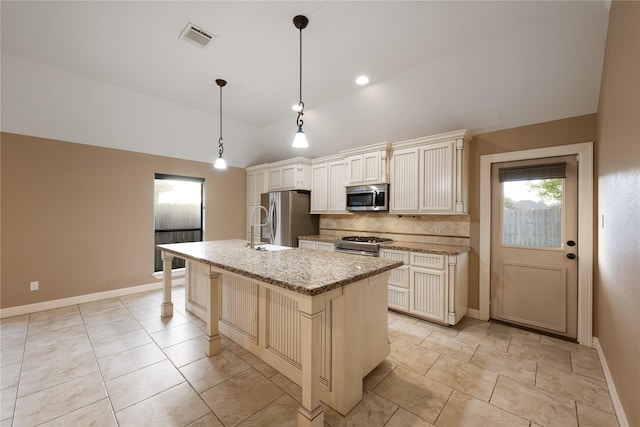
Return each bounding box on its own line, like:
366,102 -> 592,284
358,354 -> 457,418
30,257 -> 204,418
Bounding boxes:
479,142 -> 593,346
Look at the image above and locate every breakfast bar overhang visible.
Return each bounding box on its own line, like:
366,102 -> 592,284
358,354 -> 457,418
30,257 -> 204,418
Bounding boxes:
157,240 -> 402,427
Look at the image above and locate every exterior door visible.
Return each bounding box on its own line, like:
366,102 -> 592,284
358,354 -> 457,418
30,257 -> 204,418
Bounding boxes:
490,156 -> 578,339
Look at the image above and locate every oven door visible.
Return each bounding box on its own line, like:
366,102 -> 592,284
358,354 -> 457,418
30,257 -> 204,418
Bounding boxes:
335,247 -> 377,257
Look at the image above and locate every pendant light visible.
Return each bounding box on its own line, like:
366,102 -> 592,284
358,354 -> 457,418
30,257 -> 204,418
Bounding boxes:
214,78 -> 227,169
292,15 -> 309,148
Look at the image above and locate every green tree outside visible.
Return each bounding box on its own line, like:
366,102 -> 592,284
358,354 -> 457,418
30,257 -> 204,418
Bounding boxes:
527,178 -> 563,206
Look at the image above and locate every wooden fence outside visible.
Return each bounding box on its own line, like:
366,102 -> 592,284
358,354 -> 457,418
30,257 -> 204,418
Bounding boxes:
502,207 -> 562,248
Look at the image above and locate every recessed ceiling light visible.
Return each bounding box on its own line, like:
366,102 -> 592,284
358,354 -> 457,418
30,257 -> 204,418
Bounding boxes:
355,75 -> 370,85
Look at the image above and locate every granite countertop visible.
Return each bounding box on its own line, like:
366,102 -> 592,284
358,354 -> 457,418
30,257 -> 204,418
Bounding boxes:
157,240 -> 403,297
298,235 -> 470,256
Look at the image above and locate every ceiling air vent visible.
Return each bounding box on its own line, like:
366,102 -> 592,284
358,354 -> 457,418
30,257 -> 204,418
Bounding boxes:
179,22 -> 216,48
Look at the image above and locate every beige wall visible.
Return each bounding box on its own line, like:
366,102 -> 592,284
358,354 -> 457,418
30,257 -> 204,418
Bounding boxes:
595,1 -> 640,425
0,132 -> 246,309
467,114 -> 598,308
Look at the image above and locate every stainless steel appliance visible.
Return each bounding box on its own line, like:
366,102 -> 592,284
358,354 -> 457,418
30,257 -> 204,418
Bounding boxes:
260,190 -> 319,247
333,236 -> 393,257
346,184 -> 389,212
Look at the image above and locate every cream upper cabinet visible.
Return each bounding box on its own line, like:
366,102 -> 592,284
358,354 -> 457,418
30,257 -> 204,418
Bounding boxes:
268,157 -> 311,191
246,164 -> 269,205
340,142 -> 391,186
420,140 -> 455,212
311,155 -> 346,214
311,163 -> 328,213
389,129 -> 471,214
246,164 -> 269,241
389,147 -> 420,213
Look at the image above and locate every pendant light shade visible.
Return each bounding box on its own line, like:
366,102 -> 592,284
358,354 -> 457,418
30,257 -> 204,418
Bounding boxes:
292,15 -> 309,148
292,125 -> 308,148
214,78 -> 227,170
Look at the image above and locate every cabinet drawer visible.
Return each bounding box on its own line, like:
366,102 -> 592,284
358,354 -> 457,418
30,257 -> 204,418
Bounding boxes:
410,252 -> 445,270
388,265 -> 409,289
298,240 -> 316,250
380,249 -> 410,264
317,242 -> 335,252
388,286 -> 410,311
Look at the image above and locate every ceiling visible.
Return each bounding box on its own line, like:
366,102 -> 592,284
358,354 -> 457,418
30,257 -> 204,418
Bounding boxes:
1,1 -> 610,167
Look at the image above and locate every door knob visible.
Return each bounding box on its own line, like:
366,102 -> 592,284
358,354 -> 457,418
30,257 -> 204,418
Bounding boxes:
567,253 -> 576,260
567,240 -> 576,246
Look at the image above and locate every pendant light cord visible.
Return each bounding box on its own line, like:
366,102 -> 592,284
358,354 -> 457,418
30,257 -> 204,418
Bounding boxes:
296,25 -> 304,128
218,83 -> 224,156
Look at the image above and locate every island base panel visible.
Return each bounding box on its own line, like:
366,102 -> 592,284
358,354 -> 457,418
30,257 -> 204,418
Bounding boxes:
190,268 -> 390,416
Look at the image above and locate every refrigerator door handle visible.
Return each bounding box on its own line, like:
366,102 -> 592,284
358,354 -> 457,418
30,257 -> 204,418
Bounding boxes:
269,196 -> 276,244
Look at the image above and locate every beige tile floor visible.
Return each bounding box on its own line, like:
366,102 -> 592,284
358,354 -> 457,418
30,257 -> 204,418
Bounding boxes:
0,285 -> 619,427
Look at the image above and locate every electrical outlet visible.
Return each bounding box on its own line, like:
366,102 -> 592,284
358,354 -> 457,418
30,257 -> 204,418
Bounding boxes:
30,281 -> 39,291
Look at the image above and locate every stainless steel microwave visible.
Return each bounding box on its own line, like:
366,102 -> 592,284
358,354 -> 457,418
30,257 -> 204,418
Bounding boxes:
346,184 -> 389,211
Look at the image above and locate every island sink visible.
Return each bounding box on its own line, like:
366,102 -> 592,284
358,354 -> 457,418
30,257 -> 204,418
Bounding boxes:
252,243 -> 293,251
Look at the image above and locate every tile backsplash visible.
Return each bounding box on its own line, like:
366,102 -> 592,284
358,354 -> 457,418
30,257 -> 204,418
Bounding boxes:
319,212 -> 470,246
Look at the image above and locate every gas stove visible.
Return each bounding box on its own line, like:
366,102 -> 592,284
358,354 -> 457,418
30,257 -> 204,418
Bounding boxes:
333,236 -> 393,257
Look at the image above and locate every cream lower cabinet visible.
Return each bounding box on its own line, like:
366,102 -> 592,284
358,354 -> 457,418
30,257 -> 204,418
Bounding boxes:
299,239 -> 335,251
380,248 -> 468,325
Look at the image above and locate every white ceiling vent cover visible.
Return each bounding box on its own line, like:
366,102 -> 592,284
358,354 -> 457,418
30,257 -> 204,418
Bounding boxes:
179,22 -> 216,48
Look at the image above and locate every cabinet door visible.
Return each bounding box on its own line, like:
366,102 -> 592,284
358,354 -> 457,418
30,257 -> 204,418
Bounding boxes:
311,164 -> 328,213
361,152 -> 381,182
269,168 -> 282,191
256,169 -> 268,198
420,141 -> 455,212
327,161 -> 346,212
345,152 -> 381,185
280,165 -> 297,189
389,147 -> 419,213
410,266 -> 448,323
247,173 -> 257,204
247,170 -> 268,204
346,156 -> 363,184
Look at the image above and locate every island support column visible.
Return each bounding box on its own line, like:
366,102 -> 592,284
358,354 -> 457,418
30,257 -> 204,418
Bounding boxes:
297,295 -> 325,427
160,251 -> 174,318
204,270 -> 222,356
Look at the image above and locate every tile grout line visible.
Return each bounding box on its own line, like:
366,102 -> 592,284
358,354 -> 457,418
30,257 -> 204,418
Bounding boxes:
79,301 -> 120,426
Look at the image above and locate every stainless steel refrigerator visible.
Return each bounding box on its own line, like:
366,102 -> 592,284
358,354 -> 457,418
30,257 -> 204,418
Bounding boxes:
260,190 -> 319,247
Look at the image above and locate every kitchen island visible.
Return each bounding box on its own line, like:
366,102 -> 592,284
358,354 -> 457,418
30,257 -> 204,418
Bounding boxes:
157,240 -> 402,427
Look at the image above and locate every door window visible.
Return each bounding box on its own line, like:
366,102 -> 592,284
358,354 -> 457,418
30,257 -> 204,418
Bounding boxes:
499,163 -> 565,249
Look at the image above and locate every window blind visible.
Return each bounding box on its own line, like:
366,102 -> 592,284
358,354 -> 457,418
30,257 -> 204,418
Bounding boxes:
499,162 -> 566,182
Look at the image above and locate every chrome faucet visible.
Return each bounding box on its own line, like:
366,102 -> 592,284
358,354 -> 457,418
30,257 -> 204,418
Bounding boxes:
249,205 -> 269,249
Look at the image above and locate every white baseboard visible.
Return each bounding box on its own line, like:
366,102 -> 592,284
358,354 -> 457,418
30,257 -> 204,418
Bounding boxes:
465,308 -> 481,320
593,337 -> 629,427
0,277 -> 185,319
